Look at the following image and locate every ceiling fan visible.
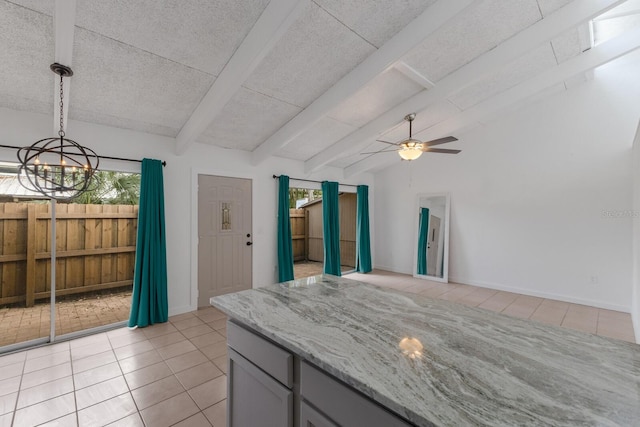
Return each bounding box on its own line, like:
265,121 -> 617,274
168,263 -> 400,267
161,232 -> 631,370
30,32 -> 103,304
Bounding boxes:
362,113 -> 460,161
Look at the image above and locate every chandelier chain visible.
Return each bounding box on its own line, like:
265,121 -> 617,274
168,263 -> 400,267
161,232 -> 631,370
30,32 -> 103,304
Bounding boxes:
58,74 -> 65,137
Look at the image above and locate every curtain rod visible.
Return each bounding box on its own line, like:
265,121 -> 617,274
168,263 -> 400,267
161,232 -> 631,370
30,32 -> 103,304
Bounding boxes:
0,144 -> 166,167
272,174 -> 358,188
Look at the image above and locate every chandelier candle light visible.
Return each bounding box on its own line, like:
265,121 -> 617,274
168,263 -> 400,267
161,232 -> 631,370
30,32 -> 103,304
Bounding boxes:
17,63 -> 99,200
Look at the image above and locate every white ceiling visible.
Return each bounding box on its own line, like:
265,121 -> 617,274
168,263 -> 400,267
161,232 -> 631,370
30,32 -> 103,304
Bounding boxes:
1,0 -> 639,176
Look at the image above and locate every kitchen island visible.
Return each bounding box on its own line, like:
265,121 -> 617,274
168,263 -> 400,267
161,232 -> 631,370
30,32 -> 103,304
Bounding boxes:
211,275 -> 640,426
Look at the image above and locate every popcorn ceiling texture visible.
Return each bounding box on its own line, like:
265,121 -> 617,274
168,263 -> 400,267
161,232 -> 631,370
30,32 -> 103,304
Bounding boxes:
0,2 -> 54,111
243,2 -> 376,109
404,0 -> 544,82
328,68 -> 425,128
0,0 -> 624,169
277,116 -> 357,161
199,87 -> 302,151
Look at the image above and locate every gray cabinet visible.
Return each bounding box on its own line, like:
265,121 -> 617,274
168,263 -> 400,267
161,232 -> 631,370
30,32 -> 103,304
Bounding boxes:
228,349 -> 293,427
226,320 -> 415,427
227,321 -> 294,427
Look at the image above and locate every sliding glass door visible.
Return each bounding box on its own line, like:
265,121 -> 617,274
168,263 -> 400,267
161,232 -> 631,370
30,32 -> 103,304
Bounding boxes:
0,162 -> 140,353
0,199 -> 51,351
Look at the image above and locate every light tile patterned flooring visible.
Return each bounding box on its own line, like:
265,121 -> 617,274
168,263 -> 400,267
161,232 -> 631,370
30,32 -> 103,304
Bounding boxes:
0,307 -> 229,426
0,270 -> 635,426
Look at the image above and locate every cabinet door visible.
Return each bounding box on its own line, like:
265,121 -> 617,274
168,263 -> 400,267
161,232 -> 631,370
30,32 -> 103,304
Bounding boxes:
229,349 -> 293,427
300,401 -> 338,427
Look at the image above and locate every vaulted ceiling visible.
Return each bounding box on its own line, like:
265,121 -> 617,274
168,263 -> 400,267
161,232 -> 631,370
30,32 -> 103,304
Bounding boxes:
2,0 -> 640,177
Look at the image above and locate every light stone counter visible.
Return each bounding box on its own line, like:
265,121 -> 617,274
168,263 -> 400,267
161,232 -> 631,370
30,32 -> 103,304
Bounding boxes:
211,275 -> 640,426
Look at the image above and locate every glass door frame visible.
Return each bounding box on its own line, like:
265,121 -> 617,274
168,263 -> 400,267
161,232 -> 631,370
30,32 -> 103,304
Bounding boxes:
0,198 -> 128,355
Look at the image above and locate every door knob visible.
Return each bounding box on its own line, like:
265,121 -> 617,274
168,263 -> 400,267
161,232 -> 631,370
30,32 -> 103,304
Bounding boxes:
246,241 -> 253,246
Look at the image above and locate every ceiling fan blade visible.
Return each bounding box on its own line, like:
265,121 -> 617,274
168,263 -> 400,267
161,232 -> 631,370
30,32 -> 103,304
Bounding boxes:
360,149 -> 399,155
423,148 -> 461,154
424,136 -> 458,146
376,139 -> 400,146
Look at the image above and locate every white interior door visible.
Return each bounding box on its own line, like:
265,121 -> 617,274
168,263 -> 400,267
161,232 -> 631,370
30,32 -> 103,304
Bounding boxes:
198,175 -> 252,307
427,216 -> 441,276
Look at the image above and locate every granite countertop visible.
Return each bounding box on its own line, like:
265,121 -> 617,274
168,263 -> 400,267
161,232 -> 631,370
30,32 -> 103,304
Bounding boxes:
211,275 -> 640,426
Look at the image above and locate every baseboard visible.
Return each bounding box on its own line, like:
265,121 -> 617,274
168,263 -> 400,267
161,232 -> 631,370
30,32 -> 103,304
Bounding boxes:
168,305 -> 194,317
449,276 -> 630,313
372,264 -> 410,275
632,310 -> 640,343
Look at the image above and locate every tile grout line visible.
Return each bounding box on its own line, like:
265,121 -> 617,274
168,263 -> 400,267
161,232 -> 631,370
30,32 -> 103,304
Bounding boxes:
558,299 -> 570,327
9,351 -> 27,427
526,298 -> 544,320
72,353 -> 81,426
107,331 -> 143,426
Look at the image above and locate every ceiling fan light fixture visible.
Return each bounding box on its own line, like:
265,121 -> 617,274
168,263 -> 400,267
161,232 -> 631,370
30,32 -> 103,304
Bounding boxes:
398,140 -> 423,161
363,112 -> 459,159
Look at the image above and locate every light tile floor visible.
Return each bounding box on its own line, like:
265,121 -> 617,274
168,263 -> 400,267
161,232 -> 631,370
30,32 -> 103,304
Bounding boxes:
0,307 -> 228,426
0,270 -> 635,426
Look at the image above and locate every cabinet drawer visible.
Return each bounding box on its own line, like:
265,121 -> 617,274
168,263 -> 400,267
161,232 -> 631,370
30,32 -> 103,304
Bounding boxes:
300,401 -> 338,427
300,362 -> 414,427
227,320 -> 293,388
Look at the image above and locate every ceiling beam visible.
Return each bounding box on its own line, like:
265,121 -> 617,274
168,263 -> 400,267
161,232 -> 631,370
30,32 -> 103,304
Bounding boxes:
344,27 -> 640,177
305,0 -> 626,174
249,0 -> 480,166
53,0 -> 76,134
594,0 -> 640,20
175,0 -> 308,155
393,62 -> 435,89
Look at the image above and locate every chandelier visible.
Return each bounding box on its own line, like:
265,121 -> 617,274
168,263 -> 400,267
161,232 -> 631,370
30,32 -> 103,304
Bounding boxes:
17,63 -> 99,201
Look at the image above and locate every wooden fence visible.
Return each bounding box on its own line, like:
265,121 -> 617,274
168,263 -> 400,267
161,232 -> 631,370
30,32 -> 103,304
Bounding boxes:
290,209 -> 307,262
0,203 -> 138,307
289,193 -> 357,267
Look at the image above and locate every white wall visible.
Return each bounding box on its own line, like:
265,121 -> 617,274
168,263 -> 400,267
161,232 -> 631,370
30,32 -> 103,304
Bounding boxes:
0,107 -> 374,316
374,52 -> 640,313
632,120 -> 640,341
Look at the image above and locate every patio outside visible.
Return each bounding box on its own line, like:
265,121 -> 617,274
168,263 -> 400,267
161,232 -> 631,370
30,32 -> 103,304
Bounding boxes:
0,166 -> 140,351
293,260 -> 354,279
0,288 -> 131,347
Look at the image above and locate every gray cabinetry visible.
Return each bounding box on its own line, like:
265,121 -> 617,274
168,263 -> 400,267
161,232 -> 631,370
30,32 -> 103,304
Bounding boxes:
226,320 -> 414,427
228,349 -> 293,427
227,321 -> 294,427
300,362 -> 413,427
300,401 -> 338,427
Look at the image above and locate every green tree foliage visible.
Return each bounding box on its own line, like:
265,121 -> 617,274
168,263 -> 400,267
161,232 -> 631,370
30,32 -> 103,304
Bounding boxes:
73,171 -> 140,205
289,187 -> 321,208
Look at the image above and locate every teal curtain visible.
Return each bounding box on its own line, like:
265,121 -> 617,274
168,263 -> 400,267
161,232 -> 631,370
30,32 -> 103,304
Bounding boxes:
355,185 -> 372,273
277,175 -> 294,282
129,159 -> 168,327
417,208 -> 429,275
322,181 -> 341,276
